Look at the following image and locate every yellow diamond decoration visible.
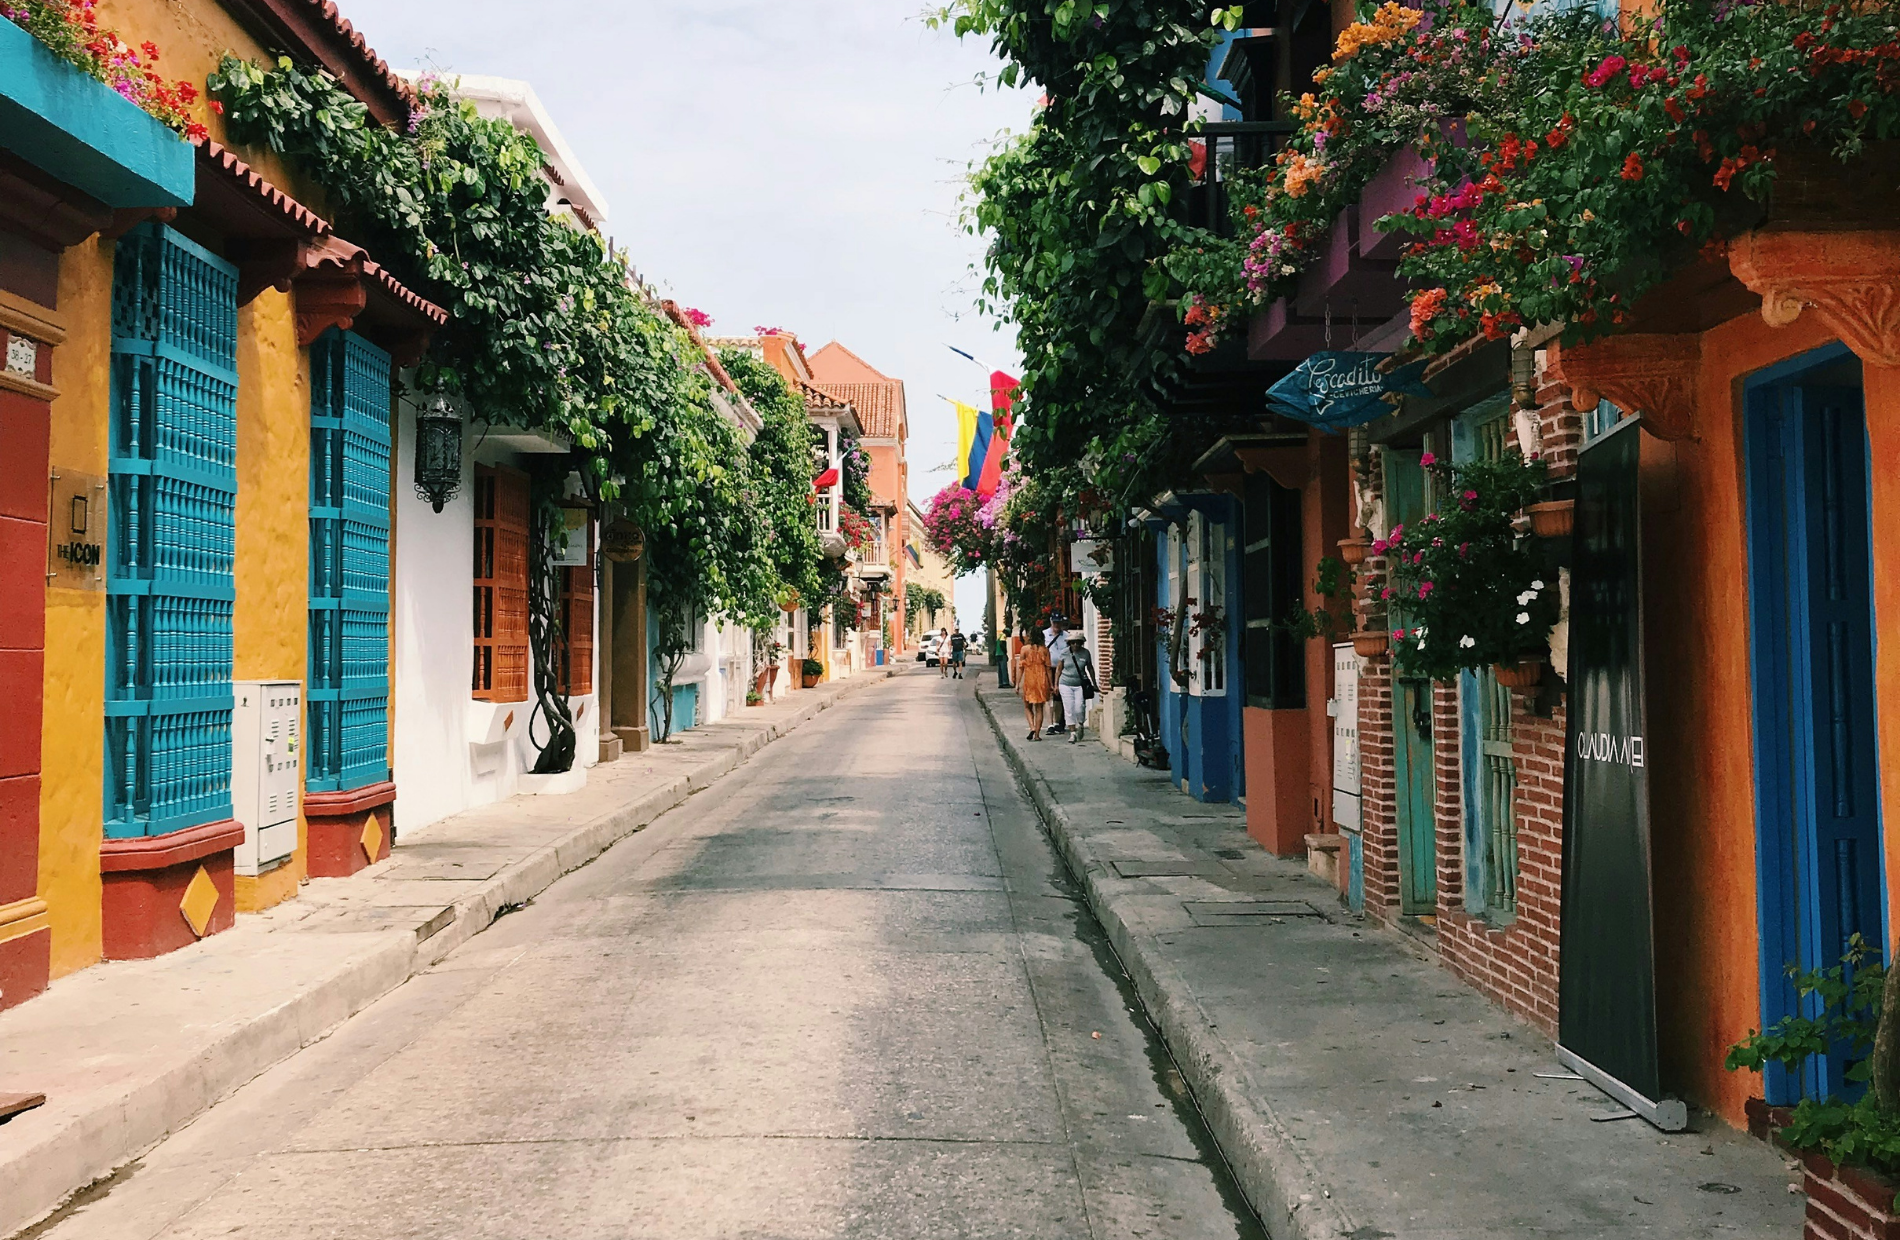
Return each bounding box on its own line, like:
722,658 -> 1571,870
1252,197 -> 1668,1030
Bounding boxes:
179,866 -> 219,938
360,813 -> 384,865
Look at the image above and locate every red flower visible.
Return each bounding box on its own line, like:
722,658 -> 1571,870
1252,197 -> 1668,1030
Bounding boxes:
1620,151 -> 1645,182
1664,98 -> 1686,123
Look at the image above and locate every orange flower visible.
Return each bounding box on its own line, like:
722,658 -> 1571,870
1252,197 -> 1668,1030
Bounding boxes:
1620,151 -> 1645,181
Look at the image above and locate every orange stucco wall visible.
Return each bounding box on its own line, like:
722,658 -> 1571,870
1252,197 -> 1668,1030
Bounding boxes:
1865,362 -> 1900,961
1644,310 -> 1838,1123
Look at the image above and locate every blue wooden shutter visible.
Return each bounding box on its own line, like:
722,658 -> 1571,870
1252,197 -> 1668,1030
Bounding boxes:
106,223 -> 238,838
308,329 -> 391,792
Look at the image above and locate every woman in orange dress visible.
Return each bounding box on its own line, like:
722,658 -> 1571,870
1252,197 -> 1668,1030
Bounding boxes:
1013,627 -> 1053,740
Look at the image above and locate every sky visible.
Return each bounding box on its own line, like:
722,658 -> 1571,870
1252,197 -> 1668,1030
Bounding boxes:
340,0 -> 1030,629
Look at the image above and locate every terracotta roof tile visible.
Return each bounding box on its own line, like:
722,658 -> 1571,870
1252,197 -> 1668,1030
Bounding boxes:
813,381 -> 901,438
197,139 -> 331,238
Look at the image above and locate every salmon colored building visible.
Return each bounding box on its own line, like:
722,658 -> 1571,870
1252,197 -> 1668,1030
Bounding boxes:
808,342 -> 911,658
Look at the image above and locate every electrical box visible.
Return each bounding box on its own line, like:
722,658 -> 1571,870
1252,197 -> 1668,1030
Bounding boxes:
233,680 -> 301,876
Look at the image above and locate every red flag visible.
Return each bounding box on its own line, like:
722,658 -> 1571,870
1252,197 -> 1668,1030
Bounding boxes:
976,371 -> 1019,498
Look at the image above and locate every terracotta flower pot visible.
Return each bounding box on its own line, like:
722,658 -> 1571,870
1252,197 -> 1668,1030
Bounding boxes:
1337,536 -> 1372,566
1351,629 -> 1389,658
1527,499 -> 1575,539
801,672 -> 822,689
1492,659 -> 1544,689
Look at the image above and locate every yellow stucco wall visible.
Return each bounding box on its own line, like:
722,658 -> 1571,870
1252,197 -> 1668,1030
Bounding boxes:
37,242 -> 113,979
232,289 -> 310,911
35,0 -> 338,952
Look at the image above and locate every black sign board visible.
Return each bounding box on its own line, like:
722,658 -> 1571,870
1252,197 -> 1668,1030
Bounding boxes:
1558,418 -> 1677,1126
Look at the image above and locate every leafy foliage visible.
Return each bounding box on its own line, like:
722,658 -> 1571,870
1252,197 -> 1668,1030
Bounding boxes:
4,0 -> 208,137
906,581 -> 949,629
1181,0 -> 1900,354
719,348 -> 827,612
930,2 -> 1242,515
1383,452 -> 1557,679
1727,936 -> 1900,1178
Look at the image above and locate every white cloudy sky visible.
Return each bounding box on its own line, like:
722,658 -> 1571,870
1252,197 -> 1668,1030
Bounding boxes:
341,0 -> 1029,627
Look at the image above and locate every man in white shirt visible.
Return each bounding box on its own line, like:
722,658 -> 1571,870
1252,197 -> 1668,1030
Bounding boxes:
1043,614 -> 1070,733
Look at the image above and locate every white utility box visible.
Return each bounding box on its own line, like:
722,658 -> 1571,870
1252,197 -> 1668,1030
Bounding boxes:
233,680 -> 302,876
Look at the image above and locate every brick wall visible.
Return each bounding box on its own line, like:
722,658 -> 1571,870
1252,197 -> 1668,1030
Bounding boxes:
1350,347 -> 1584,1039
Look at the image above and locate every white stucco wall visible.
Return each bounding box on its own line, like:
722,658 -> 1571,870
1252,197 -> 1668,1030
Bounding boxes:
392,396 -> 598,832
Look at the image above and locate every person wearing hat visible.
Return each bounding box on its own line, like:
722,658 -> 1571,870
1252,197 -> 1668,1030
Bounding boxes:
1042,613 -> 1070,734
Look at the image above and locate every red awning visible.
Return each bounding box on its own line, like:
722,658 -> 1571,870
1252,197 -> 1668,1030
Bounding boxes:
812,467 -> 840,489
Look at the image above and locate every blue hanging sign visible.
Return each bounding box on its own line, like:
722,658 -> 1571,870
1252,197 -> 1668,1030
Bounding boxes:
1264,351 -> 1432,430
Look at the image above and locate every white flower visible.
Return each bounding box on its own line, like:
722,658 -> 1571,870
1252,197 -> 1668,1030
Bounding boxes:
1516,589 -> 1535,606
1531,579 -> 1545,590
1516,611 -> 1531,625
1459,635 -> 1476,649
1417,637 -> 1427,650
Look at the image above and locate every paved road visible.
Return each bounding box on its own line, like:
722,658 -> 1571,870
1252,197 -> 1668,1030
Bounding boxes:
29,673 -> 1264,1240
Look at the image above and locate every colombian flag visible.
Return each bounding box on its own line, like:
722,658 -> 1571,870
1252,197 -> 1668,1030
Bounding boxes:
952,401 -> 981,491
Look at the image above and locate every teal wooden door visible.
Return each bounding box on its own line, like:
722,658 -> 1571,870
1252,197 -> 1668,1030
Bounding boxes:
1385,450 -> 1437,914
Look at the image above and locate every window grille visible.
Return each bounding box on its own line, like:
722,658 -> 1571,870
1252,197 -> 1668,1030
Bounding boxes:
106,223 -> 237,838
472,464 -> 530,700
308,329 -> 392,791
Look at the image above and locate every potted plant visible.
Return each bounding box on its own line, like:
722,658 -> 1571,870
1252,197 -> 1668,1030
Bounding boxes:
1726,935 -> 1900,1237
1526,498 -> 1575,539
1382,452 -> 1560,686
746,688 -> 763,707
801,657 -> 824,689
1352,629 -> 1390,658
1337,532 -> 1373,566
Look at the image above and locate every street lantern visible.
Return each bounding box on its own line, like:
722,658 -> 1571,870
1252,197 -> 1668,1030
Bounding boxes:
413,397 -> 462,513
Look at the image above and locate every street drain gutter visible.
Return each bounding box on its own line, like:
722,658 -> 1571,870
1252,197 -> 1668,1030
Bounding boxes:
976,688 -> 1359,1240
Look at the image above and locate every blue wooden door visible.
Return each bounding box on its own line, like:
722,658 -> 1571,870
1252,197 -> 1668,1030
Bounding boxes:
1746,358 -> 1884,1103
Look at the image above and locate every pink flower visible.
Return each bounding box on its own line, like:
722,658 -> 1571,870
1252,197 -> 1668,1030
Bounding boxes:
1418,581 -> 1434,599
1372,538 -> 1390,555
1381,587 -> 1395,600
1583,55 -> 1627,88
1419,452 -> 1436,467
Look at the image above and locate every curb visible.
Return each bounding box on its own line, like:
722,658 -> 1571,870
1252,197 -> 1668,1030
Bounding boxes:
974,686 -> 1358,1240
3,669 -> 895,1240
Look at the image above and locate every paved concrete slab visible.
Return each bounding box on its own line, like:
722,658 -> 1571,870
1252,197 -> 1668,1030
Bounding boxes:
0,672 -> 894,1239
13,674 -> 1263,1240
975,678 -> 1802,1240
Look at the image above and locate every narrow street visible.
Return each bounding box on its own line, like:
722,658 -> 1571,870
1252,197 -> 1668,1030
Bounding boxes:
27,673 -> 1262,1240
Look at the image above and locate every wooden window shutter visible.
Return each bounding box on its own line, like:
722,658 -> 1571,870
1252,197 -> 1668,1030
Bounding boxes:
559,523 -> 595,696
472,464 -> 531,701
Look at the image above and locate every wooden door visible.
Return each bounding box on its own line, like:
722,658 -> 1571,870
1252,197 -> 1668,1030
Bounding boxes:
1385,450 -> 1438,915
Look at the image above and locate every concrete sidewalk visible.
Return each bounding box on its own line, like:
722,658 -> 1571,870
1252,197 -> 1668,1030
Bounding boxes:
974,679 -> 1798,1240
0,669 -> 896,1239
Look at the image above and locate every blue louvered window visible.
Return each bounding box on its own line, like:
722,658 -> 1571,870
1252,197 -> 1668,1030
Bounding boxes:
106,223 -> 238,839
307,329 -> 391,792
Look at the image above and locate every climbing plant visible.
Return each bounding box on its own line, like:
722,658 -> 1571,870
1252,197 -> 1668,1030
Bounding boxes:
930,2 -> 1244,516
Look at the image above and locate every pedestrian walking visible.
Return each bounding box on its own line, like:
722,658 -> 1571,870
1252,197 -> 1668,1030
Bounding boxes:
1057,635 -> 1097,743
1043,613 -> 1070,734
949,629 -> 968,679
938,626 -> 953,678
1013,627 -> 1052,739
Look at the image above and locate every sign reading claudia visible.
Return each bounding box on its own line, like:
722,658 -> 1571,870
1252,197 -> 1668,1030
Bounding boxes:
1265,351 -> 1431,430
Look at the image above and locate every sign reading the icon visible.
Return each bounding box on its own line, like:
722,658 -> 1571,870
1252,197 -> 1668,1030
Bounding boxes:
47,468 -> 106,591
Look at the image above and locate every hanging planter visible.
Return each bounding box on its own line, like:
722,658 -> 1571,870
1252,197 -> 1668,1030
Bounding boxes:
1492,659 -> 1544,689
1526,499 -> 1574,540
1337,535 -> 1372,566
1351,629 -> 1389,658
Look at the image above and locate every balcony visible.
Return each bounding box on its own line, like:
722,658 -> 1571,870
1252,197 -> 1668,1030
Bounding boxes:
1182,120 -> 1293,238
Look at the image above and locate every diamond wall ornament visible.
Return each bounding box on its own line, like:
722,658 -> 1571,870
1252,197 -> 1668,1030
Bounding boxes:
179,866 -> 219,938
361,812 -> 384,864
